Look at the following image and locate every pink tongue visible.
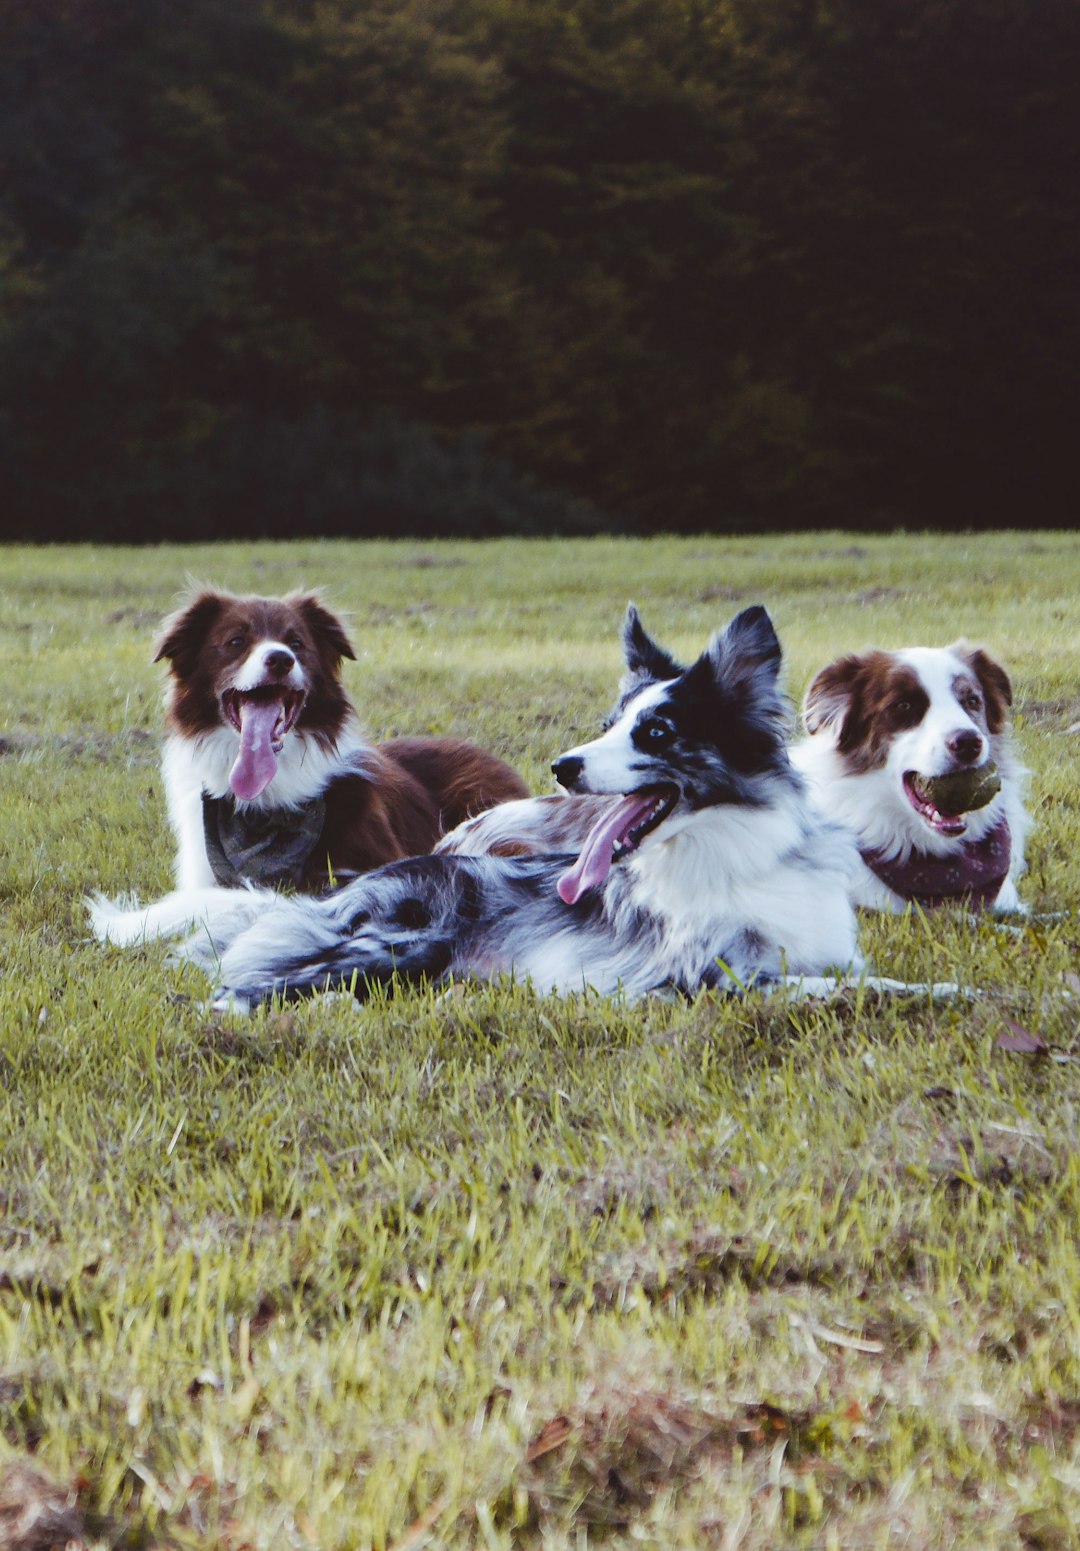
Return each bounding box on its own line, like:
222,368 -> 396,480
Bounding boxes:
229,699 -> 282,801
557,793 -> 660,905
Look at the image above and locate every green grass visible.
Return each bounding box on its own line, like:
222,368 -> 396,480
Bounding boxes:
1,532 -> 1079,1550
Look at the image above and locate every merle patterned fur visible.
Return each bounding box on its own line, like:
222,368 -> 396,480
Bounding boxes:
116,605 -> 862,1010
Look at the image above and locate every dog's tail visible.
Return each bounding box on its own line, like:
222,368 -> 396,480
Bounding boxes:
87,885 -> 268,962
213,854 -> 480,1008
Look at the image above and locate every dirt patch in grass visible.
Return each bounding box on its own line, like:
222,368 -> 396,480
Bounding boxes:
1018,695 -> 1080,728
697,583 -> 749,603
102,607 -> 161,628
0,731 -> 155,762
395,552 -> 468,569
0,1460 -> 88,1551
523,1390 -> 776,1527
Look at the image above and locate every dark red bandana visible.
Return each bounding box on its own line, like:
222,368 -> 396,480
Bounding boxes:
860,818 -> 1011,910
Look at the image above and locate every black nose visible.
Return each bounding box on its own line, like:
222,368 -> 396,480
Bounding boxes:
552,755 -> 583,791
947,729 -> 983,765
265,648 -> 295,676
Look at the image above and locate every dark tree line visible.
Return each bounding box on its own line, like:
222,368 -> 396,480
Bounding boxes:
1,0 -> 1077,540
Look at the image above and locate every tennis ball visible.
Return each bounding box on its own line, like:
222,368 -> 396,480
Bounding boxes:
920,761 -> 1001,816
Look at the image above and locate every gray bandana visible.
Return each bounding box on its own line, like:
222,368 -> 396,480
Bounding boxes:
202,793 -> 327,889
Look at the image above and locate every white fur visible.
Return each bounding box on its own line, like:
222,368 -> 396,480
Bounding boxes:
791,646 -> 1030,913
88,885 -> 264,953
99,608 -> 994,1010
102,779 -> 863,1006
865,648 -> 989,780
434,795 -> 570,858
619,793 -> 860,980
558,682 -> 669,789
231,640 -> 306,695
163,719 -> 373,890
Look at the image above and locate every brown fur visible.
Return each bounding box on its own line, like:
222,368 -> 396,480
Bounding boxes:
156,590 -> 355,748
313,739 -> 530,884
802,643 -> 1013,775
156,588 -> 528,889
803,651 -> 926,773
954,643 -> 1013,734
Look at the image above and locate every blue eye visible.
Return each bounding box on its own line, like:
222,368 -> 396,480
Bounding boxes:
640,717 -> 675,744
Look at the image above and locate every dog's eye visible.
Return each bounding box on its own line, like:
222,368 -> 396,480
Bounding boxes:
286,638 -> 304,653
638,716 -> 675,745
225,635 -> 246,649
962,691 -> 982,712
893,699 -> 912,716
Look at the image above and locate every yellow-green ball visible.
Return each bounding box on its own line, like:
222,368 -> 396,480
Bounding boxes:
920,761 -> 1001,815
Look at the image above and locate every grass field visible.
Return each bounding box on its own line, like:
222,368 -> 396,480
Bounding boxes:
1,532 -> 1079,1550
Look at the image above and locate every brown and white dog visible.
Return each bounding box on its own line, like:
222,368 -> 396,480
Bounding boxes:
789,643 -> 1030,913
439,639 -> 1030,916
133,588 -> 528,895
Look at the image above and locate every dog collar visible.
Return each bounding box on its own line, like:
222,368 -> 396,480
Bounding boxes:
860,817 -> 1011,910
202,793 -> 327,889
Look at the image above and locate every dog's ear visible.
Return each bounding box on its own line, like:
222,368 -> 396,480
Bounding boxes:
802,654 -> 866,737
621,604 -> 680,683
710,605 -> 782,684
154,590 -> 227,670
291,594 -> 356,663
953,641 -> 1012,733
682,606 -> 785,721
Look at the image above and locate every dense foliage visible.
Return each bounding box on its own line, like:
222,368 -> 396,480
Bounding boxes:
1,0 -> 1077,538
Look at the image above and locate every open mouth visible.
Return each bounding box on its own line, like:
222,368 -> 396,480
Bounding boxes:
222,686 -> 305,749
611,785 -> 678,855
902,771 -> 970,836
557,784 -> 678,905
221,685 -> 306,801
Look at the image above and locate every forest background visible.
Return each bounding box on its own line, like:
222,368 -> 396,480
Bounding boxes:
1,0 -> 1078,542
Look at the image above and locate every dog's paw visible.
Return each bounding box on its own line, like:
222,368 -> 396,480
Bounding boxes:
206,989 -> 252,1018
991,881 -> 1028,917
310,989 -> 363,1014
780,973 -> 971,1003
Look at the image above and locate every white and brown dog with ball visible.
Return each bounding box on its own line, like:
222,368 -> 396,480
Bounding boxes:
790,642 -> 1030,913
